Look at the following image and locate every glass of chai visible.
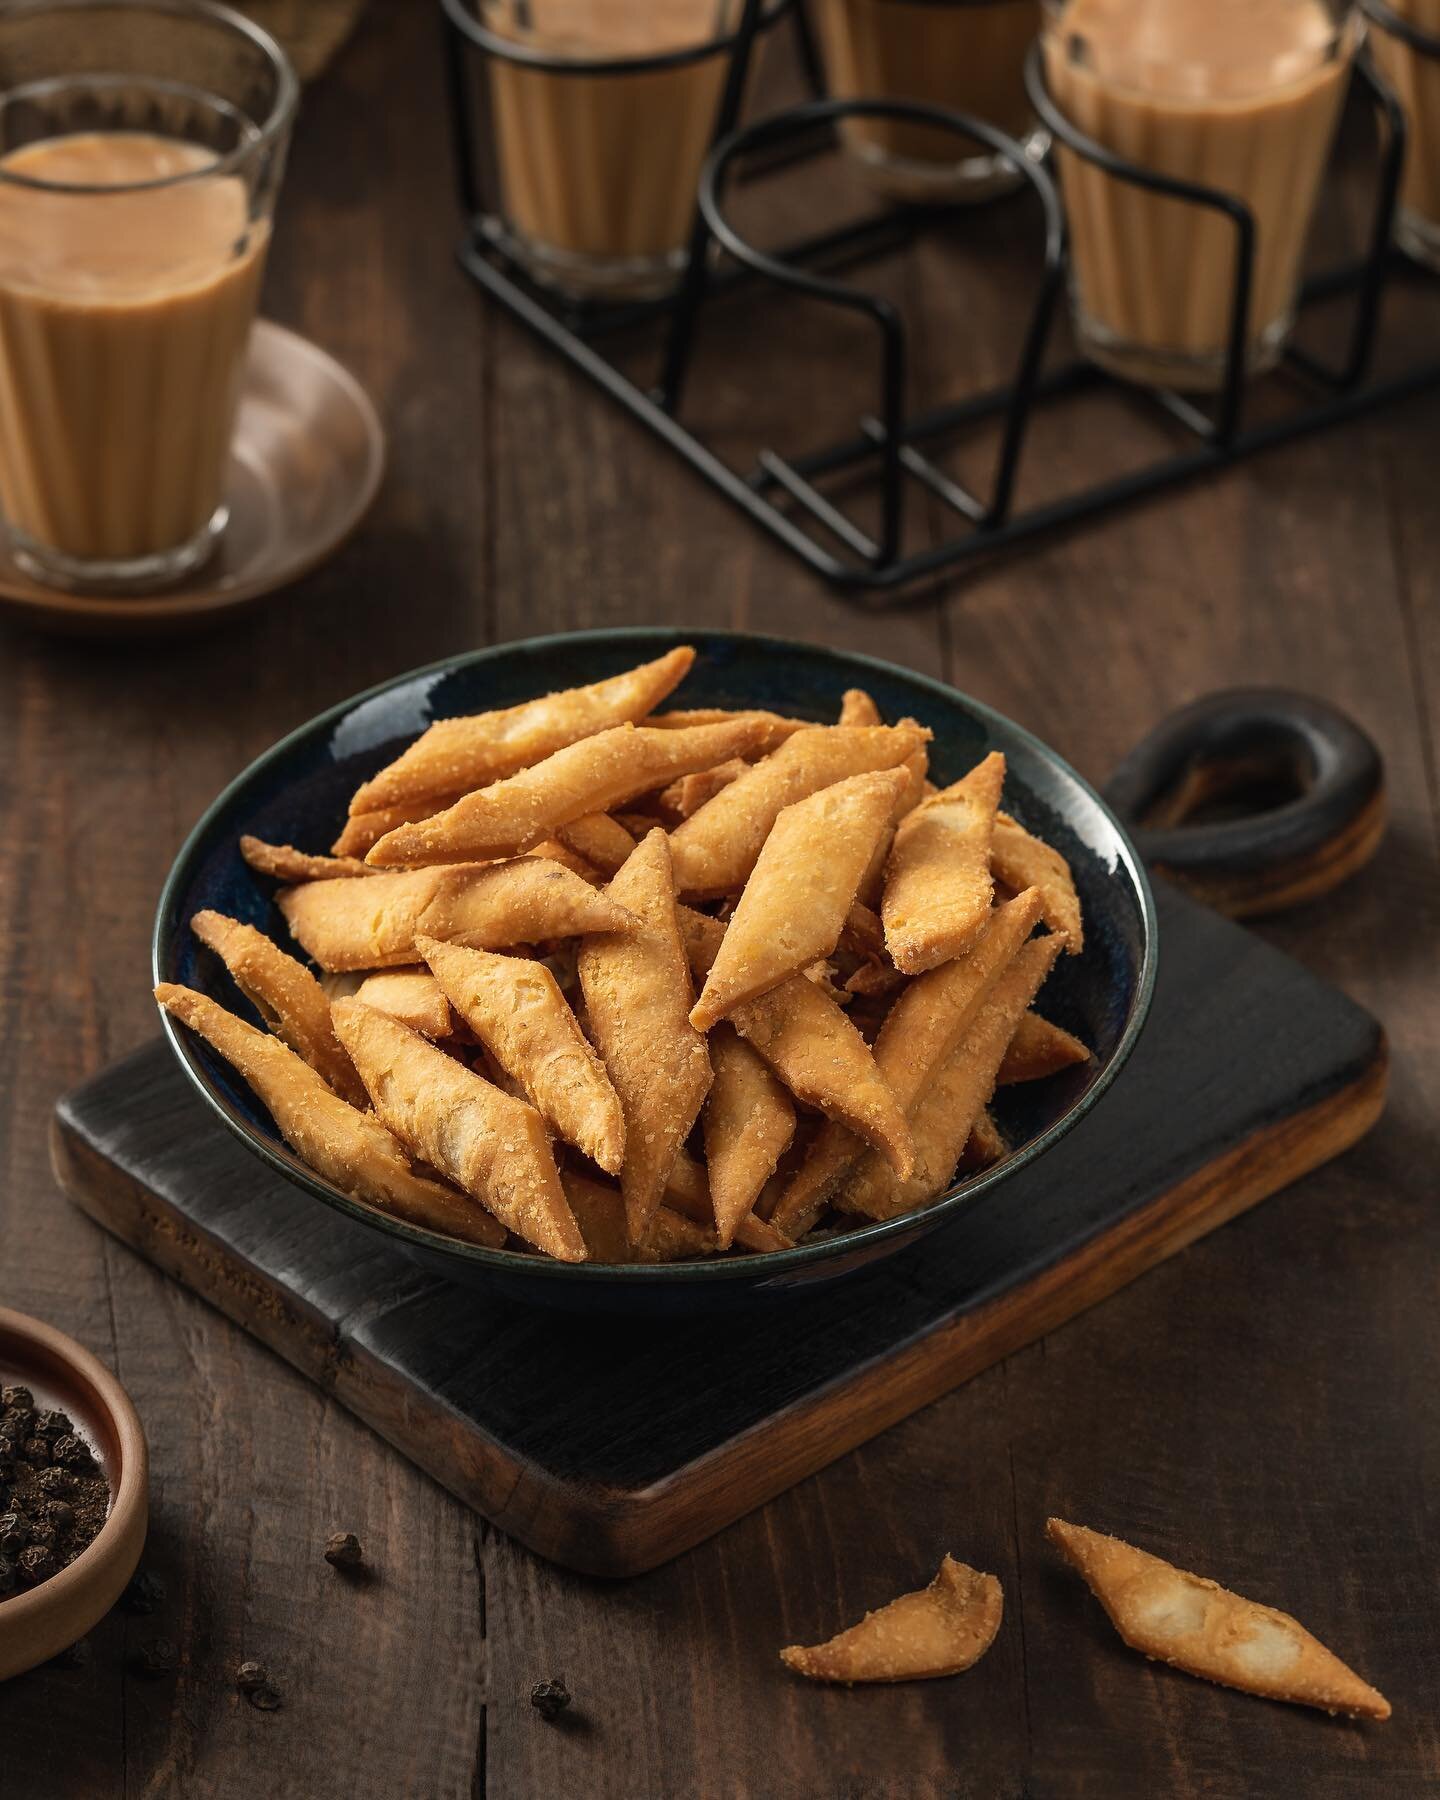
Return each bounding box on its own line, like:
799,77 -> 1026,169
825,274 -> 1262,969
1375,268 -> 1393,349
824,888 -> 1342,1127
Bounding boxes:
1365,0 -> 1440,271
1041,0 -> 1358,390
478,0 -> 782,302
813,0 -> 1044,203
0,0 -> 296,592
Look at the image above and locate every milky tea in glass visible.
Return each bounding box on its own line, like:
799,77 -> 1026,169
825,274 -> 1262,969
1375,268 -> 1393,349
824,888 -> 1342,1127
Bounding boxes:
0,1 -> 295,590
1043,0 -> 1356,390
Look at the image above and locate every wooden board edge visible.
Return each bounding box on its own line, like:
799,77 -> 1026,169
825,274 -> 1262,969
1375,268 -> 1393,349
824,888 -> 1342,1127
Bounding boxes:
558,1037 -> 1390,1575
50,1040 -> 1388,1580
47,1115 -> 587,1541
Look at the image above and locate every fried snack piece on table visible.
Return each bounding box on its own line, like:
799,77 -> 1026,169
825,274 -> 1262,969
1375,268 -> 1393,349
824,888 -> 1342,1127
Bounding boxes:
577,830 -> 713,1244
781,1556 -> 1003,1684
419,935 -> 625,1175
278,858 -> 633,972
154,984 -> 505,1248
667,723 -> 931,898
1046,1519 -> 1390,1720
331,998 -> 585,1261
190,909 -> 366,1107
691,768 -> 909,1030
882,751 -> 1004,974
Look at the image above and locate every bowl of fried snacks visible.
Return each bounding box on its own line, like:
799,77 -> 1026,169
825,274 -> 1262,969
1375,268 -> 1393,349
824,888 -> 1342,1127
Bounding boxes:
153,629 -> 1156,1311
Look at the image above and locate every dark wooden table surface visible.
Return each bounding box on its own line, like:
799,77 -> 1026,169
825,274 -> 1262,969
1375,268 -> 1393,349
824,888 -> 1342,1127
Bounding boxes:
2,5 -> 1437,1795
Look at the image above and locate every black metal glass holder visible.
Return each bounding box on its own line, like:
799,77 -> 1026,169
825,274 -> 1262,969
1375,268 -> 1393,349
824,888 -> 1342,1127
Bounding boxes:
441,0 -> 1440,600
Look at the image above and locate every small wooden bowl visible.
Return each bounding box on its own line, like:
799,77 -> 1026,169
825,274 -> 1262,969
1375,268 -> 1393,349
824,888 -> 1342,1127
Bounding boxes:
0,1307 -> 148,1680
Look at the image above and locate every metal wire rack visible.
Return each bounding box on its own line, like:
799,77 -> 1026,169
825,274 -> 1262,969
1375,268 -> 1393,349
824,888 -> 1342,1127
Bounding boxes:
440,0 -> 1440,599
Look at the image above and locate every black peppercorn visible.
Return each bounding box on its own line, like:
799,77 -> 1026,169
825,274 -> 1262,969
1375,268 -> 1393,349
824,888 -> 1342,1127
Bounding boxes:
4,1408 -> 35,1443
34,1409 -> 68,1440
21,1436 -> 50,1467
323,1531 -> 364,1569
34,1465 -> 70,1496
129,1637 -> 179,1679
0,1386 -> 33,1412
0,1511 -> 28,1555
27,1519 -> 57,1551
235,1660 -> 269,1694
44,1499 -> 75,1531
51,1435 -> 92,1471
18,1543 -> 57,1585
529,1678 -> 572,1722
122,1569 -> 167,1615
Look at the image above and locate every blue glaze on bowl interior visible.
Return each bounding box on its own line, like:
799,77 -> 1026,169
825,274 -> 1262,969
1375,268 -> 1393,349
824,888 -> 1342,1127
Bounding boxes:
154,628 -> 1157,1313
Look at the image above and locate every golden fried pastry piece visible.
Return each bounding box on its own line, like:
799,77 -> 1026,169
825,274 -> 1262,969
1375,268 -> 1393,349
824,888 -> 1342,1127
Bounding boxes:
680,906 -> 912,1177
997,1011 -> 1090,1085
838,687 -> 881,727
154,984 -> 506,1248
770,889 -> 1043,1240
191,909 -> 366,1107
367,719 -> 767,868
882,752 -> 1005,974
419,936 -> 625,1175
781,1557 -> 1003,1684
664,1148 -> 790,1253
239,836 -> 371,883
333,799 -> 447,859
856,736 -> 929,908
331,998 -> 585,1261
352,968 -> 455,1039
960,1109 -> 1006,1170
278,858 -> 634,972
991,810 -> 1084,952
561,1172 -> 713,1263
702,1026 -> 797,1249
667,723 -> 931,898
691,769 -> 909,1030
655,757 -> 749,823
577,830 -> 713,1243
841,934 -> 1062,1222
648,708 -> 811,754
557,812 -> 636,878
1046,1519 -> 1391,1721
348,646 -> 696,818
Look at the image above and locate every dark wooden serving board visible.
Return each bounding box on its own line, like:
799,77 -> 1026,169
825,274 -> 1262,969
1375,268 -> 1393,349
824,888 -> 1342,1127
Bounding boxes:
51,884 -> 1384,1578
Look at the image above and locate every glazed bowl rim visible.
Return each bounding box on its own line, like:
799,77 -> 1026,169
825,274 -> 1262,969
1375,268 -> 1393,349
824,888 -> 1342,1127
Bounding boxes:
154,625 -> 1159,1286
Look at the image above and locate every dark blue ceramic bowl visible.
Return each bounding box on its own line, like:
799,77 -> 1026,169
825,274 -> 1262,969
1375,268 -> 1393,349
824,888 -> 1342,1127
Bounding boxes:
154,628 -> 1157,1313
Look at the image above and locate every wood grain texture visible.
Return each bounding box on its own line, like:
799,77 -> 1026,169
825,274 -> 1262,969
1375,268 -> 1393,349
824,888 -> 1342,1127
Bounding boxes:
0,6 -> 1437,1794
49,882 -> 1386,1575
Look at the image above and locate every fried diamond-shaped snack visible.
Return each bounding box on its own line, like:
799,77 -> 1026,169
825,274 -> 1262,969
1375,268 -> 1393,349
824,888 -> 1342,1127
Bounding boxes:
781,1556 -> 1003,1684
1046,1519 -> 1390,1720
